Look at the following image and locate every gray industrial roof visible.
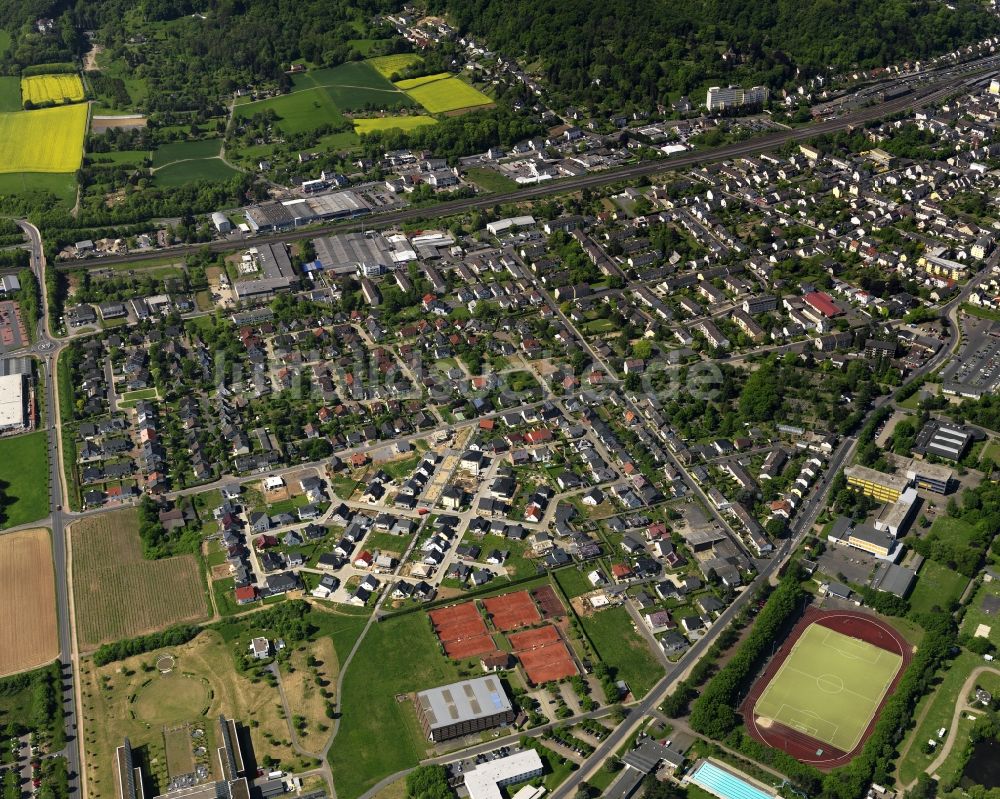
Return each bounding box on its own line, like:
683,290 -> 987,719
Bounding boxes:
416,676 -> 512,730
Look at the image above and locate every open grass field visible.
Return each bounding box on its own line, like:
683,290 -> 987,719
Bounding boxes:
926,515 -> 981,548
151,138 -> 222,168
0,172 -> 77,206
71,508 -> 209,650
0,529 -> 58,677
908,560 -> 968,615
353,115 -> 437,135
753,623 -> 902,753
279,636 -> 339,753
579,605 -> 663,699
465,166 -> 518,192
0,431 -> 51,529
153,158 -> 241,187
897,650 -> 982,783
367,54 -> 423,79
0,31 -> 10,56
21,74 -> 85,107
398,75 -> 493,113
0,105 -> 87,173
235,88 -> 347,135
0,77 -> 20,111
329,611 -> 462,799
960,579 -> 1000,648
79,629 -> 326,799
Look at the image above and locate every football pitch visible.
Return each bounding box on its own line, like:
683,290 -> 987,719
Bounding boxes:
752,623 -> 902,753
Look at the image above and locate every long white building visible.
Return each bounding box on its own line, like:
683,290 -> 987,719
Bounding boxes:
706,85 -> 770,111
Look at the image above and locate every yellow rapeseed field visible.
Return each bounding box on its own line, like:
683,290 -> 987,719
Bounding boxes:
21,73 -> 85,106
394,74 -> 493,113
0,104 -> 88,173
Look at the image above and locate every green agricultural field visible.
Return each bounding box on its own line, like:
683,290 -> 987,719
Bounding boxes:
0,77 -> 20,112
71,508 -> 209,650
286,62 -> 415,111
0,104 -> 88,173
235,88 -> 347,135
908,560 -> 968,615
0,431 -> 51,529
353,115 -> 437,134
394,72 -> 452,90
399,75 -> 493,113
580,605 -> 663,699
329,612 -> 462,799
752,623 -> 902,753
153,158 -> 241,187
151,138 -> 222,168
0,172 -> 77,207
298,61 -> 401,91
368,53 -> 423,79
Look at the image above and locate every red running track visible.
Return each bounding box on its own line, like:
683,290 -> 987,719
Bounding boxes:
740,607 -> 912,769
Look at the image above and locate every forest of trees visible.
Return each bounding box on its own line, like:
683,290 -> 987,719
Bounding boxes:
430,0 -> 999,111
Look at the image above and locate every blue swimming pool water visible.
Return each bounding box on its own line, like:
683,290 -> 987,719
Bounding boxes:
689,762 -> 775,799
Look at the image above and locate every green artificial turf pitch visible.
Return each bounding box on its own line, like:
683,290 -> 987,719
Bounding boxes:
752,623 -> 902,752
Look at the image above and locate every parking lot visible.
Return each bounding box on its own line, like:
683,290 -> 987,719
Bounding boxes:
817,544 -> 878,587
942,317 -> 1000,397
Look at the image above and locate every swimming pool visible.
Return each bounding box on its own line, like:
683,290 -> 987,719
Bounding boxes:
688,761 -> 775,799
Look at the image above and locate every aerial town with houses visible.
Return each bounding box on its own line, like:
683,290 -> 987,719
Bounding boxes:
3,6 -> 1000,799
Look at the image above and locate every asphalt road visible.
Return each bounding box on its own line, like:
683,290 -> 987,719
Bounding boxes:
15,220 -> 81,799
56,62 -> 997,272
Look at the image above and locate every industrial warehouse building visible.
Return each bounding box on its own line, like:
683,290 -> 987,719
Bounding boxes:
415,676 -> 516,742
0,373 -> 27,432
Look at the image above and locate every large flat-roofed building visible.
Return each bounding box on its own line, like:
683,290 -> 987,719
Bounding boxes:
870,562 -> 917,598
915,422 -> 972,464
234,243 -> 298,301
844,464 -> 910,503
464,750 -> 544,799
313,232 -> 393,275
116,717 -> 250,799
415,676 -> 515,742
874,487 -> 919,538
905,459 -> 954,494
244,202 -> 295,233
847,522 -> 897,559
0,373 -> 26,432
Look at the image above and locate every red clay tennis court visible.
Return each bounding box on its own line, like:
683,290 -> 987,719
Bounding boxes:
429,601 -> 493,660
517,642 -> 578,684
508,625 -> 560,650
483,590 -> 541,630
532,585 -> 566,619
444,635 -> 497,659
